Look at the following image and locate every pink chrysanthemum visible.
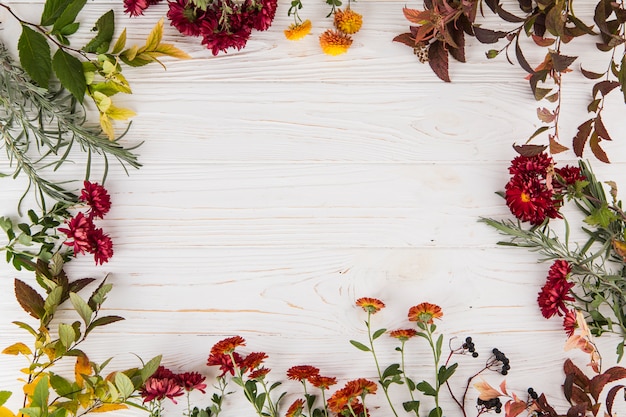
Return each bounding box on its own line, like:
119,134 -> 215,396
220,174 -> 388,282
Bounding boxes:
80,181 -> 111,219
141,377 -> 184,403
176,371 -> 207,393
89,228 -> 114,265
59,212 -> 94,255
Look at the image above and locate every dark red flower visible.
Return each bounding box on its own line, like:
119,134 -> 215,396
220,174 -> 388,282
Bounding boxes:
200,3 -> 252,57
248,367 -> 271,380
210,336 -> 246,355
89,228 -> 114,265
286,365 -> 320,381
124,0 -> 162,16
153,366 -> 177,379
508,153 -> 553,178
242,352 -> 268,371
141,377 -> 184,403
167,0 -> 205,36
207,351 -> 243,376
80,181 -> 111,219
537,279 -> 575,318
546,260 -> 571,284
505,175 -> 560,225
554,165 -> 586,190
176,371 -> 207,393
59,212 -> 94,255
563,309 -> 577,337
246,0 -> 277,31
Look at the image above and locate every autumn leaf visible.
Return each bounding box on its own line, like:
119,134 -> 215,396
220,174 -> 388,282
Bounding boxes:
473,378 -> 501,400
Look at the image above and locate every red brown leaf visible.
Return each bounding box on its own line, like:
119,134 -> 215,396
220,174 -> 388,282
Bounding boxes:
606,385 -> 625,415
513,143 -> 547,156
604,366 -> 626,382
403,8 -> 431,24
594,115 -> 612,140
428,40 -> 450,82
590,132 -> 610,163
14,278 -> 45,319
593,80 -> 620,98
532,34 -> 556,46
573,119 -> 593,157
537,107 -> 555,123
581,67 -> 605,80
393,33 -> 415,47
549,135 -> 569,154
589,373 -> 611,401
473,26 -> 508,43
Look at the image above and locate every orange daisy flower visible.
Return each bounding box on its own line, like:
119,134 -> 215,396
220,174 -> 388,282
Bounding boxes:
309,375 -> 337,389
286,399 -> 305,417
319,29 -> 353,55
334,8 -> 362,34
284,19 -> 312,41
210,336 -> 246,355
345,378 -> 377,396
389,328 -> 418,341
286,365 -> 320,381
408,302 -> 443,324
355,297 -> 385,314
248,367 -> 271,380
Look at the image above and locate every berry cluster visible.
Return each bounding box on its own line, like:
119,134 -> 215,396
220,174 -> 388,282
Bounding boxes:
490,348 -> 510,375
462,336 -> 479,358
527,387 -> 539,400
477,397 -> 502,413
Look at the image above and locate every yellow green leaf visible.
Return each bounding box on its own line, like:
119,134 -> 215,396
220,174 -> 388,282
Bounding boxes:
75,354 -> 92,388
121,45 -> 138,62
154,43 -> 191,60
111,28 -> 127,55
90,404 -> 127,413
143,18 -> 164,52
101,60 -> 116,76
107,105 -> 136,121
99,113 -> 114,140
92,91 -> 112,113
2,343 -> 32,356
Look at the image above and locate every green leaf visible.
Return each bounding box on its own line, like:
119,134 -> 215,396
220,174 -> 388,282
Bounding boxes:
382,363 -> 402,379
52,0 -> 87,34
50,373 -> 75,398
428,407 -> 442,417
584,204 -> 618,227
349,340 -> 371,352
416,381 -> 437,396
20,407 -> 42,417
437,363 -> 458,384
69,292 -> 93,325
17,233 -> 33,246
114,372 -> 135,399
88,280 -> 112,311
0,391 -> 11,407
403,400 -> 420,413
41,0 -> 72,26
32,375 -> 49,408
140,355 -> 162,384
85,315 -> 124,336
617,341 -> 624,362
58,323 -> 76,348
52,49 -> 86,103
372,328 -> 387,340
18,25 -> 52,89
43,286 -> 63,318
12,321 -> 38,337
83,10 -> 115,54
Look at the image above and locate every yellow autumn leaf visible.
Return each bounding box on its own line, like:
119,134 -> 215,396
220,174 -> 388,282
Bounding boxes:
102,60 -> 116,76
154,43 -> 192,60
111,28 -> 127,55
0,406 -> 16,417
142,18 -> 164,52
90,404 -> 128,413
107,105 -> 136,121
99,113 -> 115,140
92,91 -> 112,113
76,393 -> 92,409
122,45 -> 139,62
75,354 -> 92,388
23,374 -> 46,400
2,343 -> 32,356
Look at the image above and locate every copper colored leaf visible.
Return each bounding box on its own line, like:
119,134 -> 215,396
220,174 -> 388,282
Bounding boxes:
569,386 -> 591,407
589,374 -> 611,401
531,34 -> 556,46
606,385 -> 625,416
549,135 -> 569,154
504,399 -> 527,417
573,119 -> 593,157
549,52 -> 577,72
593,80 -> 620,98
564,359 -> 591,389
537,107 -> 555,123
515,37 -> 534,73
428,40 -> 450,82
473,26 -> 508,43
587,98 -> 601,112
581,67 -> 605,79
595,115 -> 611,140
393,33 -> 415,47
513,143 -> 547,156
564,374 -> 574,403
590,133 -> 610,163
448,26 -> 465,63
535,393 -> 558,417
403,8 -> 431,24
567,403 -> 588,417
604,366 -> 626,382
14,279 -> 45,319
497,6 -> 525,22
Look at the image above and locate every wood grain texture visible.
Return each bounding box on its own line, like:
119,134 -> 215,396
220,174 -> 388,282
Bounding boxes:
1,0 -> 626,416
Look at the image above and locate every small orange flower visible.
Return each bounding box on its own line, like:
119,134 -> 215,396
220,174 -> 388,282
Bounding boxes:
248,367 -> 271,380
356,297 -> 385,314
319,29 -> 353,55
309,375 -> 337,389
345,378 -> 377,396
286,365 -> 320,381
408,302 -> 443,324
210,336 -> 246,355
286,399 -> 305,417
242,352 -> 268,371
284,19 -> 312,41
334,8 -> 363,34
389,328 -> 418,341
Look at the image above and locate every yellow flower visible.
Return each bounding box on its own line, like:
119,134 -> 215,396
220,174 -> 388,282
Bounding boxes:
334,8 -> 362,34
319,29 -> 353,55
284,19 -> 312,41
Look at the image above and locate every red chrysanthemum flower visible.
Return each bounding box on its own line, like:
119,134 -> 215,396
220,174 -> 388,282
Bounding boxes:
80,181 -> 111,219
408,302 -> 443,324
201,26 -> 252,55
124,0 -> 162,16
210,336 -> 246,355
563,309 -> 577,337
59,212 -> 94,255
89,228 -> 114,265
286,365 -> 320,381
176,371 -> 207,393
389,328 -> 418,341
246,0 -> 277,31
207,351 -> 243,376
141,377 -> 184,403
537,280 -> 575,318
167,0 -> 205,36
242,351 -> 268,371
153,366 -> 177,379
286,399 -> 305,417
554,165 -> 586,190
355,297 -> 385,314
508,153 -> 553,178
546,260 -> 571,284
505,175 -> 560,225
309,375 -> 337,389
248,367 -> 271,380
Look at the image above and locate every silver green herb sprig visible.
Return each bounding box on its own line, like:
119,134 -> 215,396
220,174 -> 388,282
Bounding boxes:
480,161 -> 626,359
0,44 -> 140,211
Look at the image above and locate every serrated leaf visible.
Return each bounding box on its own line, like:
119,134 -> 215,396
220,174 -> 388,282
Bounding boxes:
593,80 -> 620,98
573,119 -> 593,157
2,342 -> 32,356
14,279 -> 45,319
349,340 -> 371,352
428,40 -> 450,82
143,19 -> 164,52
549,135 -> 568,154
52,0 -> 86,34
590,133 -> 610,163
44,286 -> 63,316
393,33 -> 415,47
585,204 -> 617,227
595,115 -> 612,140
50,374 -> 74,398
18,26 -> 51,89
83,10 -> 114,54
107,105 -> 136,121
52,49 -> 86,103
549,52 -> 577,72
41,0 -> 72,26
69,293 -> 93,325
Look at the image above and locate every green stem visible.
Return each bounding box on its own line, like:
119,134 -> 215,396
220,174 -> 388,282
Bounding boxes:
399,341 -> 420,417
365,312 -> 399,417
424,327 -> 442,417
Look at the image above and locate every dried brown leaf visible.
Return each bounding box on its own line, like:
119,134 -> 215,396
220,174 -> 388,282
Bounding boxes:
393,33 -> 415,47
590,132 -> 610,163
573,119 -> 593,157
594,115 -> 612,140
14,278 -> 45,319
513,143 -> 547,156
537,107 -> 555,123
549,135 -> 569,153
428,40 -> 450,82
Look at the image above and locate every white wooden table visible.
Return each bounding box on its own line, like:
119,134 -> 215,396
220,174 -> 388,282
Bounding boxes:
1,1 -> 625,416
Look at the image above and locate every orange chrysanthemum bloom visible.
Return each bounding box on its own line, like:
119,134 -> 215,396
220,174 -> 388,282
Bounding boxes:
309,375 -> 337,389
334,8 -> 362,34
389,328 -> 418,341
327,389 -> 353,413
408,302 -> 443,324
286,399 -> 305,417
286,365 -> 320,381
356,297 -> 385,314
249,367 -> 271,380
284,19 -> 312,40
319,29 -> 353,55
210,336 -> 246,355
345,378 -> 377,396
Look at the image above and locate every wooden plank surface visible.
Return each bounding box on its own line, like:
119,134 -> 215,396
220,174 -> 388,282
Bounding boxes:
1,1 -> 626,416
